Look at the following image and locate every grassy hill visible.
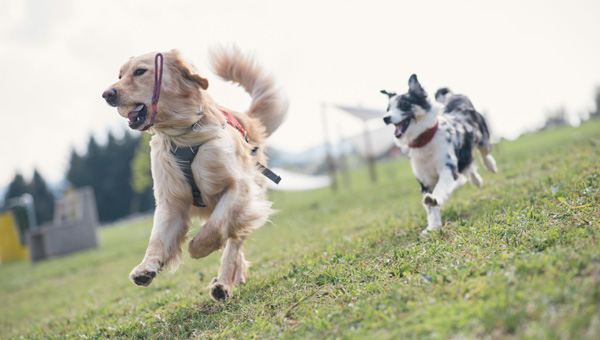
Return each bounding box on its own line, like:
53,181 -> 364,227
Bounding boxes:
1,120 -> 598,339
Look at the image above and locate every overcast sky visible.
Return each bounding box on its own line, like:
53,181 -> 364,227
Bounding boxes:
1,0 -> 599,186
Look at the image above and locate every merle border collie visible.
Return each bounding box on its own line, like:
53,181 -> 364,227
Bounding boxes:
381,74 -> 497,233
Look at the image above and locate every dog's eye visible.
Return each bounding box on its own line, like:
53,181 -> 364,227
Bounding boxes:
398,101 -> 411,111
118,74 -> 122,80
134,69 -> 147,76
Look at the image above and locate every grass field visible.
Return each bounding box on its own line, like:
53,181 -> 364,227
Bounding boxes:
1,120 -> 599,339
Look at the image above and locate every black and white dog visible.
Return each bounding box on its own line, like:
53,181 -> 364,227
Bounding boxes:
381,74 -> 497,233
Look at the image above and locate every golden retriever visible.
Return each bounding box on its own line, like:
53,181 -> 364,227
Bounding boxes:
102,47 -> 288,300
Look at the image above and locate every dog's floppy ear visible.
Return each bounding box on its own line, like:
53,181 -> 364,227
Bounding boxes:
380,90 -> 396,98
169,49 -> 209,90
408,74 -> 427,98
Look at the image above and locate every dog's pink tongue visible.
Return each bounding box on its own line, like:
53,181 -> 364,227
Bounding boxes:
128,104 -> 145,123
395,124 -> 403,136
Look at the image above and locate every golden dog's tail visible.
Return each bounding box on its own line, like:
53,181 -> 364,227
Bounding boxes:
209,46 -> 288,137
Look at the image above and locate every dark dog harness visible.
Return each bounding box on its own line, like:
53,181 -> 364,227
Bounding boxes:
149,53 -> 280,207
171,143 -> 204,206
170,110 -> 281,207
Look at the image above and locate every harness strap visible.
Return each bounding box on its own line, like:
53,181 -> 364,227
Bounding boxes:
252,147 -> 281,183
171,111 -> 281,207
258,163 -> 281,184
222,111 -> 280,183
171,143 -> 205,207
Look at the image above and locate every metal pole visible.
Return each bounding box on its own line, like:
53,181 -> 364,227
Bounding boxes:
321,103 -> 338,192
363,120 -> 377,183
337,121 -> 351,189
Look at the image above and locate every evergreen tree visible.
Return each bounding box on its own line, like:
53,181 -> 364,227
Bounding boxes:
66,132 -> 153,222
4,173 -> 28,201
591,86 -> 600,118
29,169 -> 55,224
66,149 -> 84,186
4,170 -> 55,225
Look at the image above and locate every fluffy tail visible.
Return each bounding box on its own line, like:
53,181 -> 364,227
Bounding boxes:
209,46 -> 288,136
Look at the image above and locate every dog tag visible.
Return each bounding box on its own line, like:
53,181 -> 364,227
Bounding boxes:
193,122 -> 202,132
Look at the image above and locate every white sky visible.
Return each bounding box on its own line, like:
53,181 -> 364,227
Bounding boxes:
1,0 -> 599,186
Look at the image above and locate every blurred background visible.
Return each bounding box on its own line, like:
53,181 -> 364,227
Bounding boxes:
1,0 -> 599,262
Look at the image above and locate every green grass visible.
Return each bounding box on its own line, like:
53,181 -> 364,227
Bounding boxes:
1,120 -> 599,339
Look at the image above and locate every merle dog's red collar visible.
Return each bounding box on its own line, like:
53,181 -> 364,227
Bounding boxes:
409,119 -> 439,148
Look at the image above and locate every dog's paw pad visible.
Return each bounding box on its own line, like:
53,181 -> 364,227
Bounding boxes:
423,194 -> 438,206
210,284 -> 229,301
131,271 -> 156,287
209,278 -> 232,301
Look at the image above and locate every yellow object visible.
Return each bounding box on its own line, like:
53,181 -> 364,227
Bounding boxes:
0,212 -> 28,263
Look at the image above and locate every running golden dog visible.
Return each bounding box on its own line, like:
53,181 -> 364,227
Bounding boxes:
102,47 -> 287,300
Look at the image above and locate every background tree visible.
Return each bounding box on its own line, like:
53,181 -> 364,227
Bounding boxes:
130,133 -> 154,213
28,170 -> 55,224
4,173 -> 28,202
66,132 -> 153,222
542,106 -> 569,130
3,170 -> 55,225
590,86 -> 600,118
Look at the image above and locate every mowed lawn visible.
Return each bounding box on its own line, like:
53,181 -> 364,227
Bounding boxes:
1,120 -> 599,339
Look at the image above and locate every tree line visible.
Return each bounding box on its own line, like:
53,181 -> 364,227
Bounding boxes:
3,132 -> 154,224
3,87 -> 600,224
542,86 -> 600,130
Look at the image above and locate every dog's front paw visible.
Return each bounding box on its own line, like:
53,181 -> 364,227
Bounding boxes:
129,263 -> 161,287
208,278 -> 233,301
423,194 -> 439,207
421,225 -> 440,234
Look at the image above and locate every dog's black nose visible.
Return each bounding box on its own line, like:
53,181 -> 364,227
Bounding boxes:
383,116 -> 392,125
102,88 -> 118,106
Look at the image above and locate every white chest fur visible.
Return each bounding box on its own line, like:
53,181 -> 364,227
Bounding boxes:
408,132 -> 452,189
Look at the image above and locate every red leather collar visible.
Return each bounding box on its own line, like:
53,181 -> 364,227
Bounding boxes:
221,110 -> 249,142
408,119 -> 439,148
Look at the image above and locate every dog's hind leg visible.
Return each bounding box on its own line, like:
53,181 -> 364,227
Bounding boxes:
469,169 -> 484,187
188,187 -> 242,259
464,165 -> 483,187
189,176 -> 272,258
188,218 -> 226,259
129,202 -> 190,287
191,179 -> 271,299
478,145 -> 497,173
208,238 -> 248,301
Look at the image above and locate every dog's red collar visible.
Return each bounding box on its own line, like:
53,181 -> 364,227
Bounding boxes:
142,53 -> 164,131
408,119 -> 439,148
221,110 -> 249,142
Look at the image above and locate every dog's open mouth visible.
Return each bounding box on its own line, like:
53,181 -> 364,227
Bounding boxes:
394,118 -> 410,138
127,104 -> 147,130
